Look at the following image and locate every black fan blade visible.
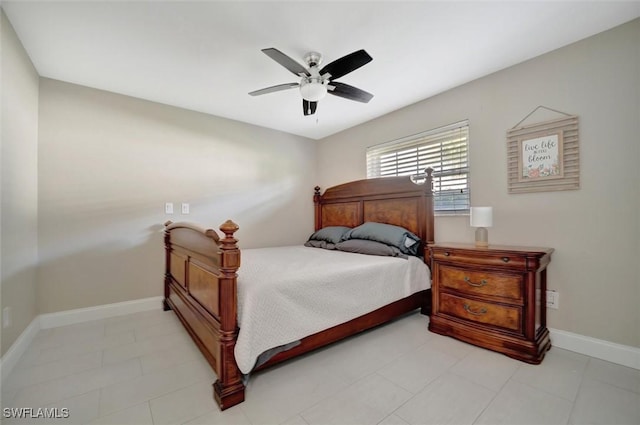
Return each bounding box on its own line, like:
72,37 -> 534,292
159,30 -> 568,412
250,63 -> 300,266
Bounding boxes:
262,48 -> 310,77
303,100 -> 317,116
328,82 -> 374,103
249,82 -> 299,96
319,49 -> 372,80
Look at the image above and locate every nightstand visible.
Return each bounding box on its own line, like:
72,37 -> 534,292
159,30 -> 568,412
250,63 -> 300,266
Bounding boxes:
428,243 -> 553,364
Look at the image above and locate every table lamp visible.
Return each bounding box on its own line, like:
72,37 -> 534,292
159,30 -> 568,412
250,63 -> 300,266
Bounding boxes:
470,207 -> 493,247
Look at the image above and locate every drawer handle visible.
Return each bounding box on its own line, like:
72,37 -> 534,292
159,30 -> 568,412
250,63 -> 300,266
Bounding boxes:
463,303 -> 488,316
464,276 -> 488,287
444,252 -> 450,256
502,257 -> 510,263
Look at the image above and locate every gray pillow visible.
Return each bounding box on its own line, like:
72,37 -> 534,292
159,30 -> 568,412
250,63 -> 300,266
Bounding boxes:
304,240 -> 336,250
343,222 -> 421,256
307,226 -> 352,245
335,239 -> 407,259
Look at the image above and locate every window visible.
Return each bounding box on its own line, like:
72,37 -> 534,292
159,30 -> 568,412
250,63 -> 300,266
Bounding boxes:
366,121 -> 470,214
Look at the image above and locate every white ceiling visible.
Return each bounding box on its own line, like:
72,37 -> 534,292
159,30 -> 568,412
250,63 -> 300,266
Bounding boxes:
4,1 -> 639,140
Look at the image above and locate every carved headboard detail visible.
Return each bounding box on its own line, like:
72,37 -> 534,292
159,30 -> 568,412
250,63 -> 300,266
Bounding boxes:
313,172 -> 434,251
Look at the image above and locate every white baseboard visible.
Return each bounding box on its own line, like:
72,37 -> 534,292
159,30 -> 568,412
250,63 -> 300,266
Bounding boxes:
0,296 -> 163,382
0,317 -> 41,381
39,296 -> 164,329
549,328 -> 640,370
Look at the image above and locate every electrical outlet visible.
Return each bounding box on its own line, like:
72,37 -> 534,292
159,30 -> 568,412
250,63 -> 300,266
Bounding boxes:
165,202 -> 174,214
3,306 -> 12,328
546,290 -> 559,309
181,203 -> 190,214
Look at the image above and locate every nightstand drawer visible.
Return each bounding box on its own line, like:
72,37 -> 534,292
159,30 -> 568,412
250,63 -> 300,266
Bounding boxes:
432,249 -> 527,270
438,265 -> 523,302
439,292 -> 522,333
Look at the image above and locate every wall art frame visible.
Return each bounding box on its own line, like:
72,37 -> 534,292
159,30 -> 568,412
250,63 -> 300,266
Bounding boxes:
507,107 -> 579,194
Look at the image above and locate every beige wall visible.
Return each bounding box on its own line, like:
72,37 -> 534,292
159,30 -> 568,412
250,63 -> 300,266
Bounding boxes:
0,10 -> 40,356
317,19 -> 640,348
37,79 -> 316,313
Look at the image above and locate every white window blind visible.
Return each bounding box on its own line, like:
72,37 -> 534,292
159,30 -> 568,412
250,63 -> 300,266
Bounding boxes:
366,121 -> 470,214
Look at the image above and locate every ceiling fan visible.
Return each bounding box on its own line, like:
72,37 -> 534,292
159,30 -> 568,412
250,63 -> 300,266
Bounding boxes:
249,48 -> 374,116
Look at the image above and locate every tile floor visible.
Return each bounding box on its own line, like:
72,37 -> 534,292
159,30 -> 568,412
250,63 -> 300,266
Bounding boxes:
1,309 -> 638,425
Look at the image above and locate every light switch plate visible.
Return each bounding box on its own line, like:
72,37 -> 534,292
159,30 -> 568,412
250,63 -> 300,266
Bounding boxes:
546,290 -> 559,309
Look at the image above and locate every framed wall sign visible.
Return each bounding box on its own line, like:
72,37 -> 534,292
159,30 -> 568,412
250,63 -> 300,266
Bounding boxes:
507,112 -> 579,194
518,132 -> 563,182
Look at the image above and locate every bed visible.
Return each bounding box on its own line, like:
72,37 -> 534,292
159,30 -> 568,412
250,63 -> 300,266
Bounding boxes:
163,171 -> 435,410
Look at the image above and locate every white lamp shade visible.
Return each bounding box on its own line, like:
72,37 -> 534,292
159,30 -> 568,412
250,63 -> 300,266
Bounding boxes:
470,207 -> 493,228
300,81 -> 327,102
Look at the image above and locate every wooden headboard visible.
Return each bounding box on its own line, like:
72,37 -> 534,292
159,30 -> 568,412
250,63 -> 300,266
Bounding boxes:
313,171 -> 434,253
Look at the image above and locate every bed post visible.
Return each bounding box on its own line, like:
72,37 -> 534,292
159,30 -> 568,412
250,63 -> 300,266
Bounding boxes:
422,167 -> 434,316
163,221 -> 173,311
213,220 -> 245,410
313,186 -> 322,231
424,167 -> 435,246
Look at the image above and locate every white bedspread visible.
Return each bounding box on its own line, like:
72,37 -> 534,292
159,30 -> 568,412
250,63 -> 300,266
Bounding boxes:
234,246 -> 430,374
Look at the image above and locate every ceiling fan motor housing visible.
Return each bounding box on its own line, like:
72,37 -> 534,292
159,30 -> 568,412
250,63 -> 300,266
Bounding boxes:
300,52 -> 328,101
303,51 -> 323,68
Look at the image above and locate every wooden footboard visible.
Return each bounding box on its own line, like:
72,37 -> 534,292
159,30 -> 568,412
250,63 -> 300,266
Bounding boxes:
164,220 -> 245,409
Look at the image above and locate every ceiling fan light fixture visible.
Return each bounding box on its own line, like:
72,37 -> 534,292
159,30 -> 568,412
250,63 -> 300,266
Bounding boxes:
300,80 -> 327,102
250,48 -> 373,116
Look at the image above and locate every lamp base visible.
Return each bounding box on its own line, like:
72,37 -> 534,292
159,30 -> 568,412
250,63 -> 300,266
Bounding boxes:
475,227 -> 488,248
